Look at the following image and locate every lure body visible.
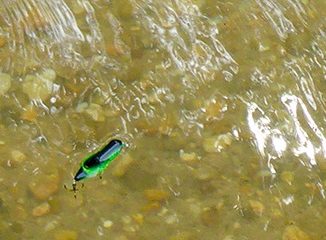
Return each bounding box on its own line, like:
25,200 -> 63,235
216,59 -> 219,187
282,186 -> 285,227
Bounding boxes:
74,139 -> 124,181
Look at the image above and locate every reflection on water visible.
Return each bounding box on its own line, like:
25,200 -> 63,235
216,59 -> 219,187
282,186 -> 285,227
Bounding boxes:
0,0 -> 325,239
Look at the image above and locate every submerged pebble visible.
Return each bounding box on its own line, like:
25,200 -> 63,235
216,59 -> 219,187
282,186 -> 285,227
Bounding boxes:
22,69 -> 56,100
41,68 -> 56,81
200,206 -> 219,226
0,72 -> 11,95
165,213 -> 178,224
0,1 -> 323,239
10,205 -> 28,221
271,208 -> 283,219
85,103 -> 105,122
142,201 -> 161,212
144,189 -> 170,202
194,166 -> 214,181
54,230 -> 78,240
0,36 -> 6,47
132,213 -> 144,225
187,199 -> 201,216
44,220 -> 59,231
179,150 -> 198,162
11,150 -> 26,165
249,200 -> 265,216
103,220 -> 113,228
203,138 -> 217,153
223,236 -> 235,240
203,97 -> 224,120
29,174 -> 60,200
20,105 -> 38,122
169,232 -> 193,240
106,44 -> 124,57
76,102 -> 89,113
114,235 -> 129,240
32,202 -> 50,217
203,133 -> 233,153
282,225 -> 311,240
76,102 -> 105,122
112,153 -> 134,177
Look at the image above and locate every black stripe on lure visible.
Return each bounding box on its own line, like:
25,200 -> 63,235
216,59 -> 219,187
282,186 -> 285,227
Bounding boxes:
65,139 -> 124,197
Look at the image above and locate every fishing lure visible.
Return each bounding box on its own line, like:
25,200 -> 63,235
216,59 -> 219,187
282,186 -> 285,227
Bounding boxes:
65,139 -> 124,197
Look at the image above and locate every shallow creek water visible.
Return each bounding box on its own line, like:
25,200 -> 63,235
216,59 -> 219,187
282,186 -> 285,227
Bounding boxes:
0,0 -> 325,239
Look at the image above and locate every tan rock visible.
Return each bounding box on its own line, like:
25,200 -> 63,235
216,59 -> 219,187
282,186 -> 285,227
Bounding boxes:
282,225 -> 311,240
271,208 -> 283,219
54,230 -> 78,240
76,102 -> 88,113
84,103 -> 105,122
169,232 -> 192,240
103,220 -> 113,228
11,150 -> 26,164
0,72 -> 11,95
201,206 -> 219,226
203,133 -> 232,153
194,166 -> 214,181
179,150 -> 197,162
0,36 -> 6,48
10,205 -> 28,221
144,189 -> 169,202
106,44 -> 124,57
114,235 -> 128,240
44,220 -> 58,231
40,69 -> 56,81
202,137 -> 216,153
132,213 -> 144,225
20,105 -> 38,122
22,73 -> 54,100
223,236 -> 235,240
204,98 -> 224,119
32,202 -> 50,217
142,201 -> 161,212
112,153 -> 134,177
249,200 -> 265,216
29,174 -> 59,200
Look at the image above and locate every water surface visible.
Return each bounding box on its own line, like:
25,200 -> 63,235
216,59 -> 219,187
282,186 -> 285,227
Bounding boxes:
0,0 -> 325,239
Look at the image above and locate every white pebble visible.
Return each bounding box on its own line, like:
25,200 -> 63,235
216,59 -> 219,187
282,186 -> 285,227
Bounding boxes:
11,150 -> 26,163
203,133 -> 233,153
40,68 -> 56,81
44,220 -> 58,231
165,213 -> 178,224
22,74 -> 54,100
85,103 -> 105,122
103,220 -> 113,228
179,149 -> 197,162
122,215 -> 132,224
76,102 -> 88,113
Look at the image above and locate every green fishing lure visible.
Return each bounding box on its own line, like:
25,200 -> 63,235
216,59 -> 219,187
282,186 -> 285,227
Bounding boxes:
66,139 -> 124,196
